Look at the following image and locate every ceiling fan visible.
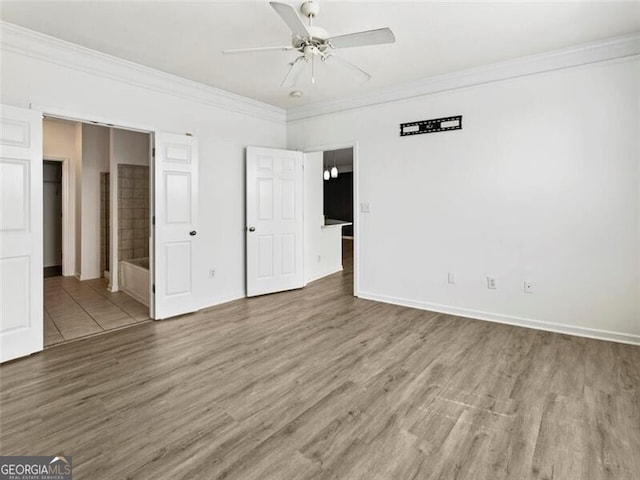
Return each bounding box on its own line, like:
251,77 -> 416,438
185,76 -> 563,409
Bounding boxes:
222,1 -> 395,88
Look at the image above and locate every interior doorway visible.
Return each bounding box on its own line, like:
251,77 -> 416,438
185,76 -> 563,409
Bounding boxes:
42,118 -> 152,347
43,160 -> 63,277
322,148 -> 354,278
301,144 -> 357,295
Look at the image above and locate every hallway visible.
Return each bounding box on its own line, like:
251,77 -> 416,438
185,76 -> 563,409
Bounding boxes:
44,276 -> 150,345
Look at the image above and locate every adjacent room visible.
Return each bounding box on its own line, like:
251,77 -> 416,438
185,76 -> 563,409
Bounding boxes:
0,1 -> 638,479
41,118 -> 151,346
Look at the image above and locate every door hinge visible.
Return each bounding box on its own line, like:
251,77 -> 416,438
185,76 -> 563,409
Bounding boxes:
152,215 -> 155,226
152,147 -> 156,157
152,284 -> 155,294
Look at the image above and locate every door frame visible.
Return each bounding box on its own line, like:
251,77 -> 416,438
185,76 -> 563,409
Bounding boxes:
302,141 -> 359,296
43,156 -> 71,276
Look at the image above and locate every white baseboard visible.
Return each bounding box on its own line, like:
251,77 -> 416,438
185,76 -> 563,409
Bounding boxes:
306,266 -> 344,285
196,290 -> 246,312
357,291 -> 640,346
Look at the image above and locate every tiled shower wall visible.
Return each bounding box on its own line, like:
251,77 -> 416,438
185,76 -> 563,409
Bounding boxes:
118,164 -> 149,261
100,172 -> 110,273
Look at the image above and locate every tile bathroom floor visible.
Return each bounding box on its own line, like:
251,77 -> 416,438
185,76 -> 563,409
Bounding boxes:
44,276 -> 150,346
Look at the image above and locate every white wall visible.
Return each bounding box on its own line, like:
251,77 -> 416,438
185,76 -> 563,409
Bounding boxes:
42,118 -> 79,276
304,151 -> 323,283
112,128 -> 149,166
289,57 -> 640,344
2,25 -> 286,310
8,22 -> 638,344
109,128 -> 150,290
80,124 -> 110,280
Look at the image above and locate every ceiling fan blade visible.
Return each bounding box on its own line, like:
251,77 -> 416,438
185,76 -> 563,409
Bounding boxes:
270,2 -> 311,39
329,27 -> 395,49
281,58 -> 307,88
330,55 -> 371,83
222,46 -> 295,55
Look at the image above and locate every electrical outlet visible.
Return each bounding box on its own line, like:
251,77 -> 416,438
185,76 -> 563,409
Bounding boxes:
447,272 -> 456,284
524,281 -> 534,294
317,255 -> 321,263
360,202 -> 371,213
209,268 -> 215,278
487,277 -> 496,289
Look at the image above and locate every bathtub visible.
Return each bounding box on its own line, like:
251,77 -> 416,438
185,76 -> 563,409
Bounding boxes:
119,257 -> 150,307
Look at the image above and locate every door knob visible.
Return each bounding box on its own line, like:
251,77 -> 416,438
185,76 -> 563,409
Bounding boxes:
189,230 -> 197,236
248,227 -> 256,232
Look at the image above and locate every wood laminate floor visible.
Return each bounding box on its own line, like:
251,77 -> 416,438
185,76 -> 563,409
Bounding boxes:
1,247 -> 638,479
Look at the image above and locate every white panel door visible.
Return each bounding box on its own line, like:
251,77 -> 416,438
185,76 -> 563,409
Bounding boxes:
0,104 -> 43,362
246,146 -> 304,297
153,132 -> 198,319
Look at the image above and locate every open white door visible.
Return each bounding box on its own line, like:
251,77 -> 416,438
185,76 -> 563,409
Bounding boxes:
153,132 -> 198,319
246,146 -> 304,297
0,104 -> 43,362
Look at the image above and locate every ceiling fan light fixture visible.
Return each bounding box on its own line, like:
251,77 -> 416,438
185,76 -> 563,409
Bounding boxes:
223,2 -> 395,91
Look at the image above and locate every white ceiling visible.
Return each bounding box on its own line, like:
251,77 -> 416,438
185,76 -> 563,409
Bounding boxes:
1,1 -> 639,109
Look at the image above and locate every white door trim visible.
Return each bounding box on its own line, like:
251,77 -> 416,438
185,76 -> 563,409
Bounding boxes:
43,156 -> 72,276
302,142 -> 359,297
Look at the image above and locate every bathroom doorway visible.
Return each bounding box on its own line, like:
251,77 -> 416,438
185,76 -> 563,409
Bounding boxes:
42,118 -> 152,346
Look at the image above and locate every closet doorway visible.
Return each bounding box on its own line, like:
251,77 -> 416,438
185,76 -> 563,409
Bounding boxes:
43,160 -> 63,278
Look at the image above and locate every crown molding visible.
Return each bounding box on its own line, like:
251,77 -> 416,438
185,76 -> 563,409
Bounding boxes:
0,21 -> 286,125
287,33 -> 640,123
2,21 -> 637,126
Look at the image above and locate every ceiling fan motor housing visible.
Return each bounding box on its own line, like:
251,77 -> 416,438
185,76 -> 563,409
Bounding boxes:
292,26 -> 330,51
